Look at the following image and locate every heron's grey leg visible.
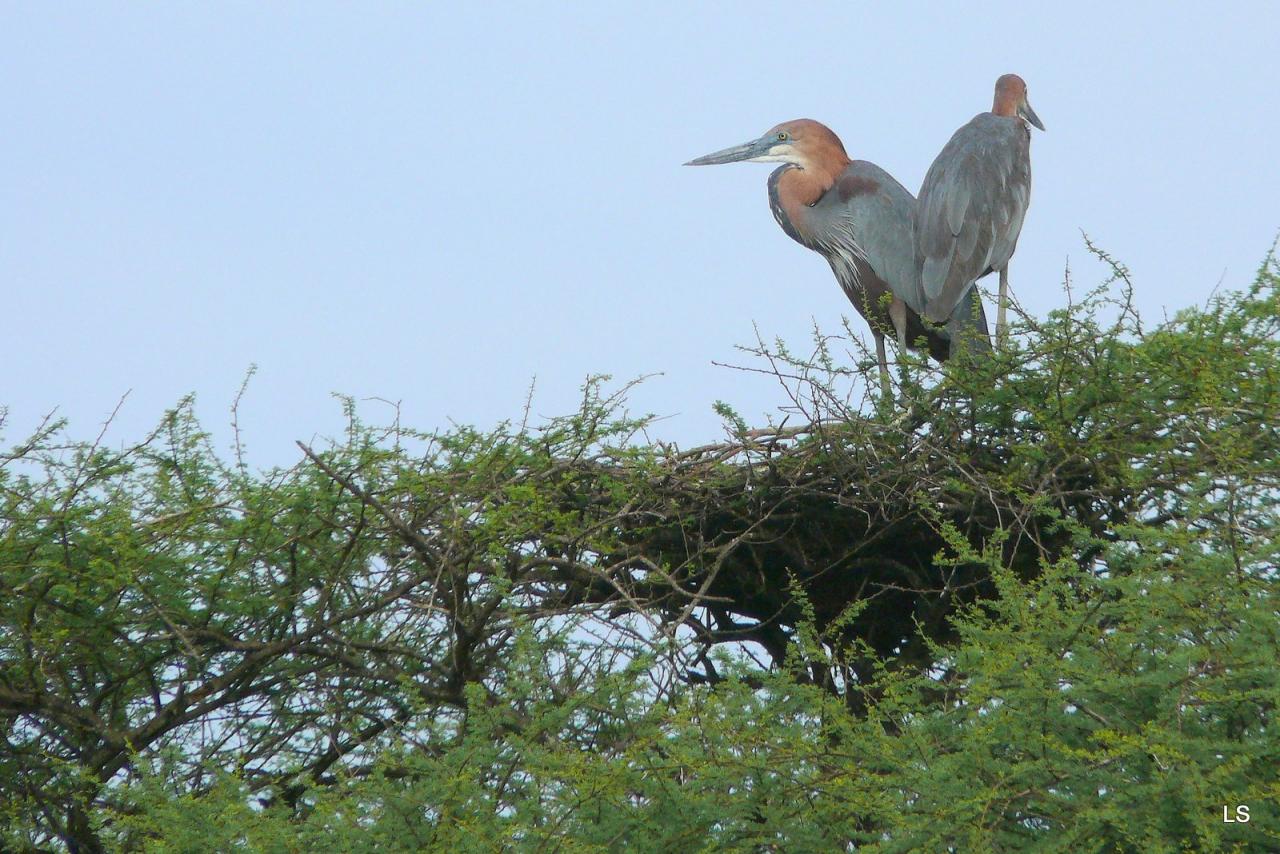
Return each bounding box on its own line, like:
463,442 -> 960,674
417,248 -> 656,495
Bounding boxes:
874,331 -> 891,399
997,266 -> 1010,348
889,297 -> 909,353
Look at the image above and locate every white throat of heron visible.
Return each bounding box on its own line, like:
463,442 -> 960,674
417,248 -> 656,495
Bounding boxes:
748,144 -> 803,166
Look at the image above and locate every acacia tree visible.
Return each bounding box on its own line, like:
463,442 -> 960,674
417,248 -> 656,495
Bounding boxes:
1,253 -> 1277,852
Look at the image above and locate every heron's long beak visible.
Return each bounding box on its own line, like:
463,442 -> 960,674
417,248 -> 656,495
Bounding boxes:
684,137 -> 771,166
1020,100 -> 1045,131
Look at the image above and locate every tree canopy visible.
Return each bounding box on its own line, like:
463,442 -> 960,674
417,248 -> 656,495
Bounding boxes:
2,252 -> 1278,852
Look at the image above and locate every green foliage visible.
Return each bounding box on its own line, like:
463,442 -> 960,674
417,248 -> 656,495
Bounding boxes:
1,252 -> 1278,852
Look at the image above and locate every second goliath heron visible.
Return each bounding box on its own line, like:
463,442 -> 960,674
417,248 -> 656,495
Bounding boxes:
917,74 -> 1045,346
686,120 -> 988,387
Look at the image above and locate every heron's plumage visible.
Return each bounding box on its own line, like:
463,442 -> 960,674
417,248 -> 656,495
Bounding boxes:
917,112 -> 1031,325
770,158 -> 961,362
916,73 -> 1041,350
689,116 -> 994,370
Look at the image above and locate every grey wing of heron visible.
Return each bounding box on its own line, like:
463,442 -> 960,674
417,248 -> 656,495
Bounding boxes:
825,160 -> 926,317
917,113 -> 1030,326
814,161 -> 969,360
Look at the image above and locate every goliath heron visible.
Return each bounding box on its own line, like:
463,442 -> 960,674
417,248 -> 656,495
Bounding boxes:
686,119 -> 988,389
916,73 -> 1044,346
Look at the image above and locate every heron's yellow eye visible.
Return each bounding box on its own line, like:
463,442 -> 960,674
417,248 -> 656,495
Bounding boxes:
776,132 -> 788,141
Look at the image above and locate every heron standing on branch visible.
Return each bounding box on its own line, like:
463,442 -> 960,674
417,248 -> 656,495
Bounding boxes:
686,119 -> 988,393
916,73 -> 1045,347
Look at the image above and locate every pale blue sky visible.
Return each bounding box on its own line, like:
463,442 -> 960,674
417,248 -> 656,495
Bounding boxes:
3,3 -> 1277,464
